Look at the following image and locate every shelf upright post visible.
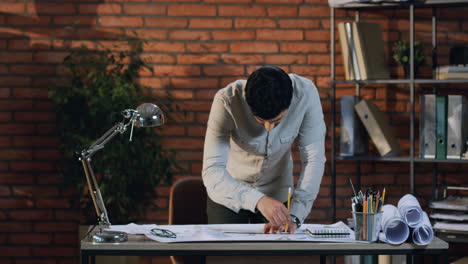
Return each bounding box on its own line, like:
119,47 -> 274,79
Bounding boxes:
355,10 -> 362,193
330,6 -> 336,223
410,4 -> 415,195
431,7 -> 438,201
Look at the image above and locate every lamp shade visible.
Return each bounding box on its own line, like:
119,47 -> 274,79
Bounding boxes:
135,103 -> 165,128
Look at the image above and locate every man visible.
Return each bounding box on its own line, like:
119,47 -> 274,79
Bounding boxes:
202,65 -> 326,234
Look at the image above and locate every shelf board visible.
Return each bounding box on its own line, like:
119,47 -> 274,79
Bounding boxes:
330,0 -> 468,9
332,79 -> 468,85
335,156 -> 468,163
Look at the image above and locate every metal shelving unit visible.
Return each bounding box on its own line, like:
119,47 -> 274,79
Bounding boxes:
330,1 -> 468,222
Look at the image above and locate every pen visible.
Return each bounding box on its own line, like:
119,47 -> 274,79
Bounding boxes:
285,187 -> 292,232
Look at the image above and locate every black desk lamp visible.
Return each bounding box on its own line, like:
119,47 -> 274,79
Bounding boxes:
79,103 -> 164,243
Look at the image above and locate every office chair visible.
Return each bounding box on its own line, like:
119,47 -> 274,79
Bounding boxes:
169,177 -> 207,264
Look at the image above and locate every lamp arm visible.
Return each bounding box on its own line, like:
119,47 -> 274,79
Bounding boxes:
79,121 -> 132,227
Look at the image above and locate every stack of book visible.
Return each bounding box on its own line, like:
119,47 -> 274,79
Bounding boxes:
420,94 -> 468,159
435,65 -> 468,80
430,196 -> 468,243
338,22 -> 390,80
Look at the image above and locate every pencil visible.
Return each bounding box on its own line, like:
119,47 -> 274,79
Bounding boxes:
285,187 -> 292,232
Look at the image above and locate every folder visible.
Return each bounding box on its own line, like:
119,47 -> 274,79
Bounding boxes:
340,96 -> 367,156
436,96 -> 448,159
354,100 -> 401,157
447,95 -> 468,159
338,23 -> 354,80
420,95 -> 436,159
352,22 -> 390,80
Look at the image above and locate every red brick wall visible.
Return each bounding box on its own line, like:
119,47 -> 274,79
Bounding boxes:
0,0 -> 467,263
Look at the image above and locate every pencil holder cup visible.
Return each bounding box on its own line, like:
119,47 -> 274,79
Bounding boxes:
352,211 -> 383,242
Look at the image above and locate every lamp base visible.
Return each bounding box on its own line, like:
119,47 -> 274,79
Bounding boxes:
92,228 -> 128,243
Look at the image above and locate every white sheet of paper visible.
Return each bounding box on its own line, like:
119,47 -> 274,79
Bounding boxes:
106,223 -> 159,234
144,222 -> 365,243
412,212 -> 434,245
378,204 -> 409,245
398,194 -> 423,227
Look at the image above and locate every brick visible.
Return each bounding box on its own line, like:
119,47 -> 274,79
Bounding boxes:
126,29 -> 167,40
176,101 -> 213,112
0,52 -> 32,63
160,90 -> 193,100
12,88 -> 48,99
34,222 -> 77,232
10,233 -> 53,245
266,54 -> 306,64
0,199 -> 34,209
144,42 -> 185,52
0,89 -> 10,98
0,247 -> 30,257
9,65 -> 55,75
33,52 -> 68,63
0,28 -> 23,39
168,4 -> 216,16
137,77 -> 170,89
170,78 -> 218,89
15,259 -> 57,264
25,27 -> 73,39
13,186 -> 59,197
219,5 -> 266,16
235,18 -> 276,28
205,0 -> 252,2
75,28 -> 124,40
299,6 -> 329,17
189,18 -> 232,29
231,42 -> 278,53
99,16 -> 143,27
169,30 -> 211,40
213,30 -> 255,40
258,0 -> 303,2
33,3 -> 76,14
203,65 -> 245,76
257,29 -> 303,41
33,247 -> 76,257
0,186 -> 10,196
7,15 -> 51,26
0,124 -> 35,134
187,43 -> 228,53
54,210 -> 80,221
79,4 -> 122,14
124,4 -> 166,15
154,65 -> 201,76
0,77 -> 31,87
36,124 -> 57,135
36,199 -> 70,209
53,16 -> 97,26
33,150 -> 61,161
195,89 -> 218,100
307,54 -> 330,64
0,3 -> 25,13
10,161 -> 54,172
0,173 -> 34,184
9,210 -> 54,221
305,30 -> 329,41
281,42 -> 327,53
278,19 -> 320,29
145,17 -> 187,28
267,6 -> 298,17
177,54 -> 219,64
221,54 -> 264,64
0,149 -> 32,160
54,233 -> 78,244
163,138 -> 205,149
290,65 -> 330,75
0,113 -> 12,122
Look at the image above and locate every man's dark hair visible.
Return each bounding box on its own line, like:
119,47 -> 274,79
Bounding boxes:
245,65 -> 293,120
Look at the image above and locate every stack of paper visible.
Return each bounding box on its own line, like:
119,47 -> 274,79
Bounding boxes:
430,196 -> 468,242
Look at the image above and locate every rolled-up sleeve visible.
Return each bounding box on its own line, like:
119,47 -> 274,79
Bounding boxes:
289,81 -> 326,223
202,91 -> 265,213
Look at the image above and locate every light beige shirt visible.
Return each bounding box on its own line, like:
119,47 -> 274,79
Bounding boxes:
202,74 -> 326,223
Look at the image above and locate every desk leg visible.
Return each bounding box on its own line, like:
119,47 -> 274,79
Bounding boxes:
442,251 -> 448,264
320,255 -> 326,264
90,256 -> 96,264
81,254 -> 88,264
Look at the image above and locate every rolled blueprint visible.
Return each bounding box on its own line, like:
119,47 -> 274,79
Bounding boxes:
412,212 -> 434,245
398,194 -> 423,228
378,204 -> 409,244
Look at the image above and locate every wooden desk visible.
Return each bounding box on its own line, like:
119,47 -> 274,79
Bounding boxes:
81,234 -> 449,264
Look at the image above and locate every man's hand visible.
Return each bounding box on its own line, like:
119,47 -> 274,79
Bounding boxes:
263,222 -> 297,234
256,196 -> 290,227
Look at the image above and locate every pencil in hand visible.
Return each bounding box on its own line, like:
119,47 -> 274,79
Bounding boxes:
285,187 -> 292,232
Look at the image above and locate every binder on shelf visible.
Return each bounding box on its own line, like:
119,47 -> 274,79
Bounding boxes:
420,94 -> 436,159
340,96 -> 367,156
447,95 -> 468,159
337,23 -> 354,80
436,96 -> 448,159
354,100 -> 401,157
352,22 -> 390,80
